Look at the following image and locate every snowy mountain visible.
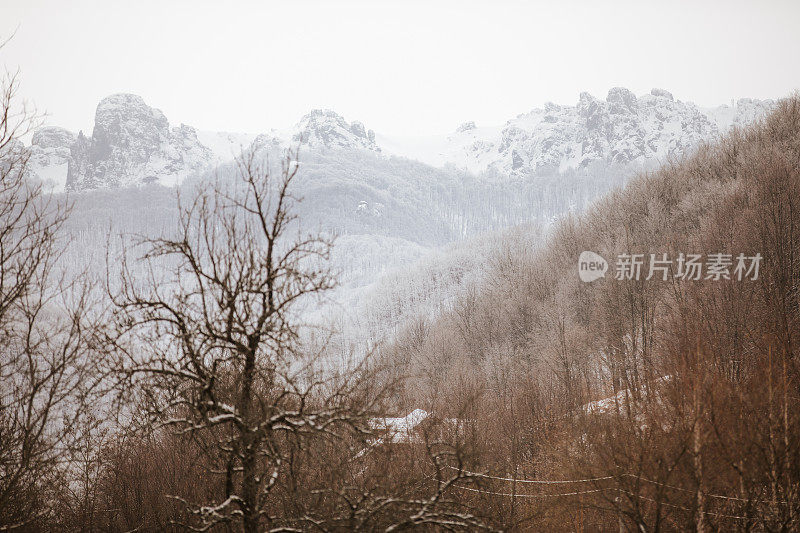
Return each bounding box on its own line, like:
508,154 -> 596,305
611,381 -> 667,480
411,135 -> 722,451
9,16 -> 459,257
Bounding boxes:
40,88 -> 781,355
379,88 -> 775,177
63,94 -> 215,190
27,88 -> 773,192
293,109 -> 379,152
27,94 -> 377,192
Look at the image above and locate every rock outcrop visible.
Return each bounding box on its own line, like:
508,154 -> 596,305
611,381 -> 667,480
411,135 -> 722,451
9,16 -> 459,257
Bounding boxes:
293,109 -> 379,152
430,88 -> 774,176
64,94 -> 214,189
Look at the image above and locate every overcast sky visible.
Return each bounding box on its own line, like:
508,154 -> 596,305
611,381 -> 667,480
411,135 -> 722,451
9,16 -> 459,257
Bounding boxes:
2,0 -> 799,137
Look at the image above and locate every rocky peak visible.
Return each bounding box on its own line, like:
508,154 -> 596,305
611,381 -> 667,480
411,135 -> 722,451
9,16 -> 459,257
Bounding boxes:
606,87 -> 638,113
65,94 -> 214,190
29,126 -> 75,171
424,88 -> 775,178
650,88 -> 674,101
93,93 -> 169,142
29,97 -> 382,191
455,121 -> 477,133
32,126 -> 75,150
294,109 -> 379,152
577,91 -> 597,109
349,121 -> 368,138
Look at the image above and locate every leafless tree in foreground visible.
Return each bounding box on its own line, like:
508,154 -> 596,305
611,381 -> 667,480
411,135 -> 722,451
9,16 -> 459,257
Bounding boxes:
0,53 -> 103,529
107,147 -> 392,532
320,422 -> 496,532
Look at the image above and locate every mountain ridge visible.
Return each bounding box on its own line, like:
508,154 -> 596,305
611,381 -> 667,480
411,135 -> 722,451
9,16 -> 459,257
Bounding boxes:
26,89 -> 775,192
379,88 -> 775,176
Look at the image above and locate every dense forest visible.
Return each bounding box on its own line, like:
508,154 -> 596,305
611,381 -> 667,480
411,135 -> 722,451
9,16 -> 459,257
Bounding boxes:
2,58 -> 800,531
381,95 -> 800,531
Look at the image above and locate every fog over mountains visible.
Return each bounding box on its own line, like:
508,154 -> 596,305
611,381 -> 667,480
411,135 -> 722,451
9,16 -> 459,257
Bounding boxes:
28,88 -> 773,192
26,88 -> 776,342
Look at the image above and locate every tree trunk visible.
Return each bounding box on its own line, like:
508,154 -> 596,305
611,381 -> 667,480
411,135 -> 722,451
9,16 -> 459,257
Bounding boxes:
241,348 -> 259,533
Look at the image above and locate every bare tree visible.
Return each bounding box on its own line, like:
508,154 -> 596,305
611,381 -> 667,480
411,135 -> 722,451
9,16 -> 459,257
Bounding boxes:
0,51 -> 103,529
107,147 -> 387,532
341,438 -> 494,532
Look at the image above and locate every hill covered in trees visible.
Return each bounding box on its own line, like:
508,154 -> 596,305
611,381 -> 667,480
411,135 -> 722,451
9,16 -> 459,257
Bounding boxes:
378,95 -> 800,530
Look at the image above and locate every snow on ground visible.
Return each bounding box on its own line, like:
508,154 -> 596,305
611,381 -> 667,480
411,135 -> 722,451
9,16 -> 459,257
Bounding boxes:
582,375 -> 672,414
370,408 -> 430,444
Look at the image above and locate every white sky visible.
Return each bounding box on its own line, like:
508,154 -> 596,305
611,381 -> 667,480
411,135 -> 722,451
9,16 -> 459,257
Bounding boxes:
2,0 -> 799,136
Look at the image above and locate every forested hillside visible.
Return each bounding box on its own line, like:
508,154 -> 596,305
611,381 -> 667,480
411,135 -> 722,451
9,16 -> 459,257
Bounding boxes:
57,142 -> 635,312
378,96 -> 800,530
